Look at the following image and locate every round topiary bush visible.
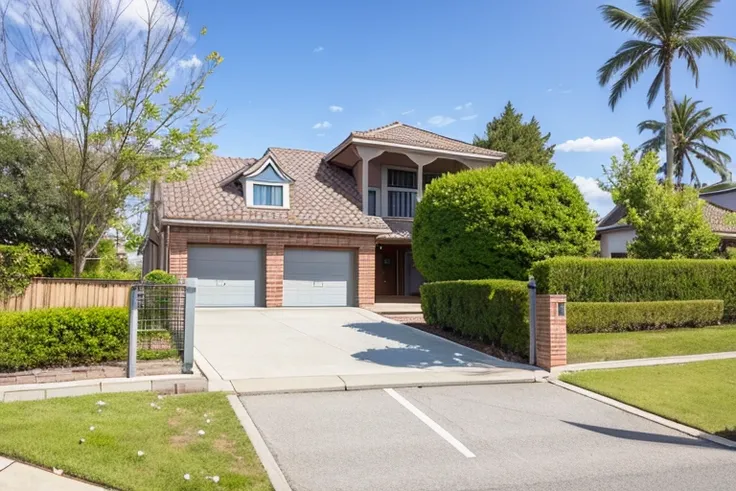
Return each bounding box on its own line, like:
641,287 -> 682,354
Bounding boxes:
413,163 -> 595,281
143,269 -> 179,284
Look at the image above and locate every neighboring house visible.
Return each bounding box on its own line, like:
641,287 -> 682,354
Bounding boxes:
140,122 -> 505,307
597,182 -> 736,257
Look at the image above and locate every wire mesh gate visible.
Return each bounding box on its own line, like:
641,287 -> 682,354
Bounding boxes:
128,278 -> 197,376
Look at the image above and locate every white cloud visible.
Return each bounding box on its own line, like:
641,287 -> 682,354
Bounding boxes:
427,115 -> 456,127
328,105 -> 343,113
316,133 -> 325,137
454,102 -> 472,111
557,136 -> 624,153
178,54 -> 202,69
547,88 -> 553,93
573,176 -> 614,215
401,109 -> 415,115
460,114 -> 478,121
312,121 -> 332,129
313,46 -> 324,53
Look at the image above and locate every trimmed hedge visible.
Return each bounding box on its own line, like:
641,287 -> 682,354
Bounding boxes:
420,279 -> 529,356
531,257 -> 736,320
0,307 -> 128,372
567,300 -> 724,334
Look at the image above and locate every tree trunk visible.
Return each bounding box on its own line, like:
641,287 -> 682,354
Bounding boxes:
73,247 -> 87,278
663,58 -> 675,184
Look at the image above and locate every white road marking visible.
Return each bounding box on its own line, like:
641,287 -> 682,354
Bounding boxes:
383,388 -> 476,459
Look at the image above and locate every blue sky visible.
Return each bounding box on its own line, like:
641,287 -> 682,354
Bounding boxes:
186,0 -> 736,216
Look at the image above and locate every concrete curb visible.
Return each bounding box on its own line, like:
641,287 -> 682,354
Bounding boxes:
553,351 -> 736,375
194,348 -> 235,393
227,395 -> 293,491
548,378 -> 736,450
0,374 -> 208,403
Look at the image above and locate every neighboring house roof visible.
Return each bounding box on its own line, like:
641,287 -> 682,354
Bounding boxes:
160,148 -> 390,233
597,201 -> 736,236
378,218 -> 413,241
699,181 -> 736,195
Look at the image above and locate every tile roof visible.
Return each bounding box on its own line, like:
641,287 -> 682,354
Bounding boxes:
161,149 -> 390,232
378,218 -> 413,241
351,122 -> 505,158
703,202 -> 736,234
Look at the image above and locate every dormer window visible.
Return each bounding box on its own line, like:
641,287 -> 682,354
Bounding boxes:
241,159 -> 293,209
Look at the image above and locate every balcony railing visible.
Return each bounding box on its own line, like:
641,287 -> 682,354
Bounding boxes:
387,190 -> 417,218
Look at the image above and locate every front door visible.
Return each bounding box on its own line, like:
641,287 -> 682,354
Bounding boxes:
376,245 -> 398,296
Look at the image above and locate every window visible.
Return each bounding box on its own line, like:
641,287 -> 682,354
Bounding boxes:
368,189 -> 378,216
253,184 -> 283,206
388,169 -> 417,189
386,168 -> 418,217
423,173 -> 441,189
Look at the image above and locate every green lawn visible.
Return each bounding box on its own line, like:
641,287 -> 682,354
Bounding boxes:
0,392 -> 272,491
560,359 -> 736,439
567,325 -> 736,364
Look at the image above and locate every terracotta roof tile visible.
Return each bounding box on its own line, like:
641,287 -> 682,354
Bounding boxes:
703,202 -> 736,234
161,149 -> 389,232
352,122 -> 505,158
378,218 -> 413,240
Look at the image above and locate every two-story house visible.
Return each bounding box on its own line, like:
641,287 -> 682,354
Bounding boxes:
141,122 -> 505,307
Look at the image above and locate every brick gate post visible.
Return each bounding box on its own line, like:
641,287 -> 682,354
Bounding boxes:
535,294 -> 567,370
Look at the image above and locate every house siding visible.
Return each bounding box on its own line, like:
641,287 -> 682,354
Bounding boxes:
167,226 -> 376,307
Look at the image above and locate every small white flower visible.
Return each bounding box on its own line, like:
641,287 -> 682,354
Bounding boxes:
137,450 -> 145,457
197,430 -> 205,436
53,468 -> 64,476
203,413 -> 208,417
97,409 -> 103,414
157,395 -> 164,400
96,401 -> 106,406
183,473 -> 191,481
79,438 -> 85,444
206,419 -> 211,424
205,475 -> 220,483
89,426 -> 95,431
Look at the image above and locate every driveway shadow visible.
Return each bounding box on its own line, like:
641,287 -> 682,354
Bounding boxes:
345,321 -> 529,371
563,421 -> 727,449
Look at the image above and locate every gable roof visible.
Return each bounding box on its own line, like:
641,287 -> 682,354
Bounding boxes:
160,149 -> 389,233
597,201 -> 736,235
326,122 -> 506,162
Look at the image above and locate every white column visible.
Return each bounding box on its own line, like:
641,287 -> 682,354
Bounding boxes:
355,146 -> 383,215
405,152 -> 435,203
416,164 -> 424,202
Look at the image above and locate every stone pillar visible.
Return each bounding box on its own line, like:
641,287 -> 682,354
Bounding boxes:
535,294 -> 567,370
265,243 -> 284,307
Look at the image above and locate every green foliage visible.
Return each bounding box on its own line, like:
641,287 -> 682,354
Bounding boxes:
531,257 -> 736,320
726,247 -> 736,260
413,163 -> 595,281
600,146 -> 720,258
137,330 -> 178,360
420,280 -> 529,356
0,244 -> 50,302
144,270 -> 178,284
81,238 -> 140,280
0,307 -> 128,372
567,300 -> 723,334
638,96 -> 734,186
0,121 -> 73,260
473,102 -> 555,166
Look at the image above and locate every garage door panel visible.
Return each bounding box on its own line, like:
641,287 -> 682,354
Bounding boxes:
188,246 -> 264,307
283,249 -> 354,307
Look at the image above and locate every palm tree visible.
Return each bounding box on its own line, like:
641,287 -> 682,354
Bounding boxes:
598,0 -> 736,183
638,96 -> 734,186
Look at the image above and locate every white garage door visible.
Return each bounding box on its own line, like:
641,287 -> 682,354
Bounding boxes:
188,246 -> 265,307
283,249 -> 355,307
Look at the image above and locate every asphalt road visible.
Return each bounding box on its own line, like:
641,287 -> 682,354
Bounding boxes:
241,383 -> 736,491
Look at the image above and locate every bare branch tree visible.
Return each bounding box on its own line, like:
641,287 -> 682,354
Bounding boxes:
0,0 -> 221,275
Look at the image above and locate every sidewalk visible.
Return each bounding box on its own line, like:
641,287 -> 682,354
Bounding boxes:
552,350 -> 736,376
0,457 -> 102,490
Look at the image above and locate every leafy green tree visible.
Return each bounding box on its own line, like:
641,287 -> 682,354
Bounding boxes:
638,96 -> 734,186
473,102 -> 555,166
0,122 -> 73,261
0,244 -> 50,302
598,0 -> 736,183
413,163 -> 595,282
600,145 -> 720,258
0,0 -> 222,276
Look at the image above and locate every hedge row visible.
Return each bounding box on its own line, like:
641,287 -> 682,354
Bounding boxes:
531,257 -> 736,320
0,307 -> 129,372
420,279 -> 528,356
567,300 -> 724,334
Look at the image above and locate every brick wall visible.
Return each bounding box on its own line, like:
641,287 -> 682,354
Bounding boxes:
535,294 -> 567,370
168,226 -> 376,307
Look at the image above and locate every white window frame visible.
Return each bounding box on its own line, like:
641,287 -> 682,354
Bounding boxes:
245,181 -> 290,209
382,166 -> 418,218
367,187 -> 381,216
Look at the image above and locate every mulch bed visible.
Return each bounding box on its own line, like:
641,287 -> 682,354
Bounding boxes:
384,314 -> 526,364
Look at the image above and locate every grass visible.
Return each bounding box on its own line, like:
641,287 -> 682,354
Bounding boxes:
567,324 -> 736,364
0,392 -> 272,491
560,359 -> 736,439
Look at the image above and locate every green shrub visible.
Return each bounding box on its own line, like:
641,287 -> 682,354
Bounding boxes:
531,257 -> 736,320
0,244 -> 50,302
144,269 -> 178,284
0,307 -> 128,372
413,163 -> 595,282
567,300 -> 724,334
420,279 -> 529,356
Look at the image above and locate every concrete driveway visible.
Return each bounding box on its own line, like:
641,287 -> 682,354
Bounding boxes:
194,308 -> 536,389
241,383 -> 736,491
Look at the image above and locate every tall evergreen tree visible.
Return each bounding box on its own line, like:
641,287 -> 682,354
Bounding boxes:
473,102 -> 555,166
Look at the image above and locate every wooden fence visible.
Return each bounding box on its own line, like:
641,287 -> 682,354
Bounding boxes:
1,278 -> 137,312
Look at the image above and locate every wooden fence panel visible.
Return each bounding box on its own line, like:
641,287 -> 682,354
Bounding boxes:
0,278 -> 137,312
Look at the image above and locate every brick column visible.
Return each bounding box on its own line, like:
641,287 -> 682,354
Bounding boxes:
357,245 -> 376,307
535,294 -> 567,370
265,244 -> 284,307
